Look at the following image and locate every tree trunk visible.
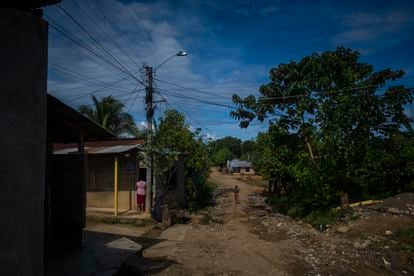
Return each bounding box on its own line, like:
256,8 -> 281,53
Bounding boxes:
340,192 -> 349,209
277,178 -> 283,197
304,136 -> 318,166
268,180 -> 272,195
161,204 -> 171,227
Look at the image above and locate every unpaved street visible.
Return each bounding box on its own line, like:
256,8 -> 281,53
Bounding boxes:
142,169 -> 411,275
47,169 -> 413,275
148,170 -> 309,275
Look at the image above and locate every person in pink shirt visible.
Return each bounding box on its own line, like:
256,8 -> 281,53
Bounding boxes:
136,179 -> 146,212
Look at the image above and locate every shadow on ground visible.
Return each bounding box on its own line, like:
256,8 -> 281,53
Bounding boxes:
45,227 -> 178,275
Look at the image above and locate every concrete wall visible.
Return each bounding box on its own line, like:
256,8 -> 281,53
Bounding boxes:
88,154 -> 137,192
240,168 -> 255,175
0,7 -> 48,276
87,191 -> 136,209
86,154 -> 139,209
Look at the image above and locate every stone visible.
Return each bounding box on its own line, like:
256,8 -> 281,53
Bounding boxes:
385,230 -> 393,236
405,211 -> 411,215
142,240 -> 178,258
106,237 -> 143,251
160,224 -> 192,241
369,235 -> 384,243
261,221 -> 270,227
411,212 -> 414,216
388,207 -> 401,214
337,226 -> 350,234
406,204 -> 411,208
353,240 -> 372,250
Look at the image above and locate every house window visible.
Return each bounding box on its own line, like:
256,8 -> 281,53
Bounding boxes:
125,162 -> 135,174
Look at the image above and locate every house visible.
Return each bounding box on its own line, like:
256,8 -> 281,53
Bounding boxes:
54,139 -> 187,217
46,94 -> 116,250
227,159 -> 255,175
0,2 -> 61,275
54,139 -> 145,212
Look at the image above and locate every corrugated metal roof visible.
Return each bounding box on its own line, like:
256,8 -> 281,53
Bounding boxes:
229,159 -> 252,168
53,138 -> 145,150
54,144 -> 142,155
95,145 -> 140,154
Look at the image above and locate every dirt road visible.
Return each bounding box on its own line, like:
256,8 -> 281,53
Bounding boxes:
141,169 -> 413,275
149,169 -> 309,275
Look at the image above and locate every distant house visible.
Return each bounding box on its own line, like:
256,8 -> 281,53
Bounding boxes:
227,159 -> 255,174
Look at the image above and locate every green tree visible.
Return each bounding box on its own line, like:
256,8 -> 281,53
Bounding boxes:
213,148 -> 231,171
232,47 -> 414,215
79,95 -> 140,137
240,140 -> 256,161
150,109 -> 210,212
207,136 -> 242,159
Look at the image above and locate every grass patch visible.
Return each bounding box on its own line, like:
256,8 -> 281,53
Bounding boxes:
187,181 -> 218,213
265,195 -> 352,230
303,209 -> 338,230
393,227 -> 414,252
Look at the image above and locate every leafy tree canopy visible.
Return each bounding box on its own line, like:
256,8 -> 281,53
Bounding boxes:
214,148 -> 232,167
79,95 -> 140,137
231,47 -> 414,217
150,109 -> 210,207
208,136 -> 242,161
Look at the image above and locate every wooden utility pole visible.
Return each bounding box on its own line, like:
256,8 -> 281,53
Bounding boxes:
145,66 -> 154,214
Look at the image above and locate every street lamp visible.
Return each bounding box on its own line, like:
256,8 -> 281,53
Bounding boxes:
145,51 -> 188,216
154,50 -> 188,71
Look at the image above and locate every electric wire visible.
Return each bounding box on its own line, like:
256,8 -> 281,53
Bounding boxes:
55,5 -> 136,76
85,0 -> 144,67
48,23 -> 145,87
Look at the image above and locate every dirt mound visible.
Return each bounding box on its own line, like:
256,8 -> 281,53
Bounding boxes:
377,193 -> 414,210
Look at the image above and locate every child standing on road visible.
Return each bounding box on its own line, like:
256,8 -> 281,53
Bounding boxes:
234,185 -> 240,203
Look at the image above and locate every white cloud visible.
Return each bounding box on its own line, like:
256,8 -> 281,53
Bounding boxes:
333,11 -> 414,46
139,121 -> 148,129
44,0 -> 264,139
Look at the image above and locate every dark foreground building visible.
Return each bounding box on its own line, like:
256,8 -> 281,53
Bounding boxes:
0,2 -> 59,275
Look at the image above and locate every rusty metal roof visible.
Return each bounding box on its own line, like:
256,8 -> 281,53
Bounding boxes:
53,138 -> 145,155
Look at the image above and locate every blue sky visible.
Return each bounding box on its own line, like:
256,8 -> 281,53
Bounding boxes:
45,0 -> 414,140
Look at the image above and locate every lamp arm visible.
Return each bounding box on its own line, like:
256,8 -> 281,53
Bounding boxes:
154,54 -> 176,71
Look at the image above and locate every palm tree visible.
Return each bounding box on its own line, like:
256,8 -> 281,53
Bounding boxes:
79,95 -> 140,137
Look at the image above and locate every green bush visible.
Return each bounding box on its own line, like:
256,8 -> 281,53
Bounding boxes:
304,209 -> 338,230
187,181 -> 217,213
394,227 -> 414,252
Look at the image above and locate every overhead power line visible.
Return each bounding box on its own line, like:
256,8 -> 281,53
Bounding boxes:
127,83 -> 144,113
55,5 -> 136,77
83,0 -> 144,67
64,74 -> 144,104
49,22 -> 132,79
49,62 -> 135,92
157,88 -> 236,109
154,78 -> 233,100
49,23 -> 145,87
